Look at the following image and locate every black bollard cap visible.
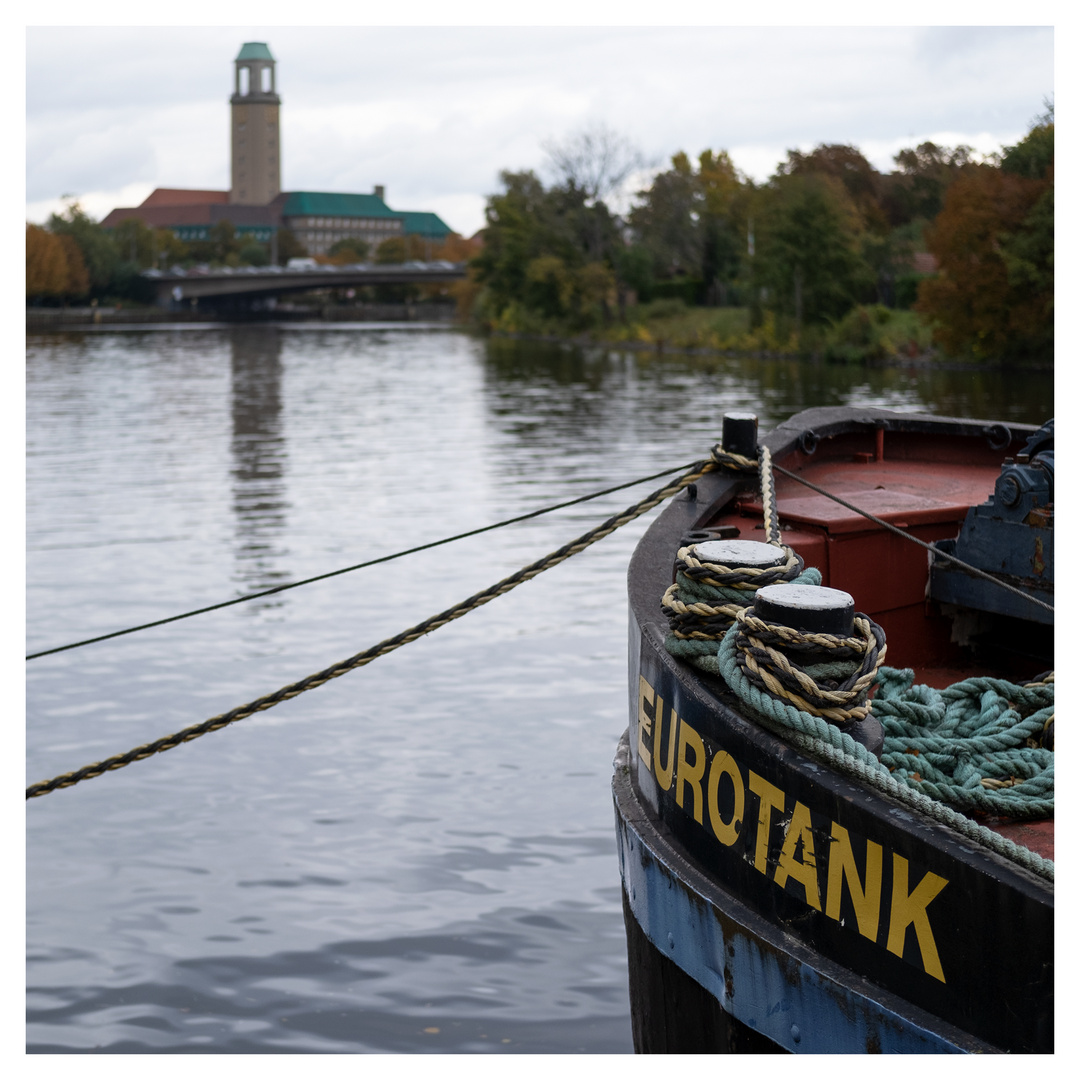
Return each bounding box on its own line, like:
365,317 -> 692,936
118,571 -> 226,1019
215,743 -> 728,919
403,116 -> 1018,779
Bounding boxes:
753,583 -> 855,636
722,412 -> 758,458
694,539 -> 786,570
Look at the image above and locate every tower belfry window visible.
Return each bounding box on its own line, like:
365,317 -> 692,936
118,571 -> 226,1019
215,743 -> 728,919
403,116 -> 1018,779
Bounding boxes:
239,66 -> 250,95
261,66 -> 272,92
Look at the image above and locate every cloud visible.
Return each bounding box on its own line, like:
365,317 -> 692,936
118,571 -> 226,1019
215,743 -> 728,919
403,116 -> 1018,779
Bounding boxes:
26,25 -> 1054,236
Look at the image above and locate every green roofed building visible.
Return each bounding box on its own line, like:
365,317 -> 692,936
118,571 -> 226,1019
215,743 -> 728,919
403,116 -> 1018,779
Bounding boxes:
99,43 -> 457,258
396,211 -> 453,241
280,190 -> 452,255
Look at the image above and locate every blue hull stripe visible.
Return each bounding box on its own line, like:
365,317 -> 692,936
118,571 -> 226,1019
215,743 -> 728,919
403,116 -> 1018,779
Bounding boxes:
614,735 -> 988,1054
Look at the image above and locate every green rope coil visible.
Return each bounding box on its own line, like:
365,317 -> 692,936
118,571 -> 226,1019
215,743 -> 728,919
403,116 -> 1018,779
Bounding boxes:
873,667 -> 1054,819
715,628 -> 1054,881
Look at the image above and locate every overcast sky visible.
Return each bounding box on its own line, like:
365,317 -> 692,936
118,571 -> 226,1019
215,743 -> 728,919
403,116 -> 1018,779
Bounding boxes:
25,21 -> 1054,237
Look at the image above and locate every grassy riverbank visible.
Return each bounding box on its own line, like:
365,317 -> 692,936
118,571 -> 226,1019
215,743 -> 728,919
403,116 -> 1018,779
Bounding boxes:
487,300 -> 938,363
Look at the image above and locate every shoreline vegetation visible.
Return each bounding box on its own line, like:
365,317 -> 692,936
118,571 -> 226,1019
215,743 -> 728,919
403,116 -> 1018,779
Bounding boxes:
29,112 -> 1052,370
462,111 -> 1053,370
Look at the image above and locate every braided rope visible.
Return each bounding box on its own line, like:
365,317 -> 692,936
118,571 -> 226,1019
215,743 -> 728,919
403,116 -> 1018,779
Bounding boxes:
28,453 -> 724,800
758,446 -> 782,547
675,545 -> 804,590
715,631 -> 1054,881
732,610 -> 887,724
663,441 -> 809,675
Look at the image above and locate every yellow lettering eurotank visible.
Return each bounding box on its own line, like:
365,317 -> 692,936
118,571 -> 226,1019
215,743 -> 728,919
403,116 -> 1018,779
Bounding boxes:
630,678 -> 947,977
826,822 -> 883,942
653,698 -> 678,792
707,751 -> 744,846
675,718 -> 706,824
886,854 -> 949,983
773,801 -> 821,910
748,772 -> 786,876
636,675 -> 654,772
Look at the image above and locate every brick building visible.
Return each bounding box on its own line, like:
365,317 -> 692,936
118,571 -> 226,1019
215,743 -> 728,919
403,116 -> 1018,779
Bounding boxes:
100,43 -> 452,257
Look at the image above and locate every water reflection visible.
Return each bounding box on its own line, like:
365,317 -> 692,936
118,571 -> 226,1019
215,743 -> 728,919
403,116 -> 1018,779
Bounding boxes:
480,337 -> 1054,438
230,327 -> 290,600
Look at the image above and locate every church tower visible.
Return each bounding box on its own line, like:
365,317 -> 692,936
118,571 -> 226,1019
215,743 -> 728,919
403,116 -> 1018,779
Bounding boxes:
230,43 -> 281,205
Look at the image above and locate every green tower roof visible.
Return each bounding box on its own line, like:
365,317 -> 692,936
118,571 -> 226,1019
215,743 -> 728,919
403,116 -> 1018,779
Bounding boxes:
236,42 -> 274,61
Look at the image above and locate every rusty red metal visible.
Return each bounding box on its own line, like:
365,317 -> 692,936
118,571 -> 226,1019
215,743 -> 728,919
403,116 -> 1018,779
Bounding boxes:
700,425 -> 1052,852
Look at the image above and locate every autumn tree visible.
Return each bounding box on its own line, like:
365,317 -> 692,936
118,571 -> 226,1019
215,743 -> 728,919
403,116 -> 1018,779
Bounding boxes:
778,144 -> 887,233
883,142 -> 977,227
917,112 -> 1053,362
27,224 -> 89,301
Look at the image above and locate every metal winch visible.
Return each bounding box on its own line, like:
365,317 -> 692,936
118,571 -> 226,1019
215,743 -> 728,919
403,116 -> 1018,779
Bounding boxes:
929,420 -> 1054,625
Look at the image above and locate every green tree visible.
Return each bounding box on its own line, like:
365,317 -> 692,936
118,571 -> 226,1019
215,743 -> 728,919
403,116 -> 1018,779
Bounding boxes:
1001,102 -> 1053,179
112,217 -> 162,269
374,234 -> 435,264
238,241 -> 270,266
472,170 -> 592,321
629,152 -> 702,280
628,149 -> 749,305
751,172 -> 873,328
328,237 -> 370,262
46,201 -> 120,296
275,227 -> 307,265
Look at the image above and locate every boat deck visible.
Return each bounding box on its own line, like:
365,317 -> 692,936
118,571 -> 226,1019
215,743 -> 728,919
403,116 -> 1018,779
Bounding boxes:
698,424 -> 1053,859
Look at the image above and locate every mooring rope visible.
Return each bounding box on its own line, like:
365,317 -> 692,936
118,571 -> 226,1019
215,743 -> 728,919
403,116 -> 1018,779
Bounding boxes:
663,443 -> 818,674
27,460 -> 703,661
731,609 -> 887,725
655,440 -> 1053,879
28,448 -> 738,799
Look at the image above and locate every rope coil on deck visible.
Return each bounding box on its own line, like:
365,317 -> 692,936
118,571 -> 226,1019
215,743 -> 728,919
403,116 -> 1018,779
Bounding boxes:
663,443 -> 819,675
662,435 -> 1054,879
715,632 -> 1054,881
731,609 -> 886,725
873,667 -> 1054,817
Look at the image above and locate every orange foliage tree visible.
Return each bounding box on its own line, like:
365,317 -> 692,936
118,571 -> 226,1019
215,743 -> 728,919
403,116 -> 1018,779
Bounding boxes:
26,224 -> 89,301
917,117 -> 1053,363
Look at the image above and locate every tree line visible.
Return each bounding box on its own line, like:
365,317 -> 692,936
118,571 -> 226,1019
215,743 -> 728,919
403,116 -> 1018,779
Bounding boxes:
471,106 -> 1053,363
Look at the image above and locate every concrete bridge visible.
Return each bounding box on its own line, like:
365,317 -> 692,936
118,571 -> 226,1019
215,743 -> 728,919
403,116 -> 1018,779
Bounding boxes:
143,261 -> 467,309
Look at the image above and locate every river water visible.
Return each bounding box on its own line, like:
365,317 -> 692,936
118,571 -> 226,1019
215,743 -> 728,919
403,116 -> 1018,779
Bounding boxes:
26,325 -> 1052,1053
